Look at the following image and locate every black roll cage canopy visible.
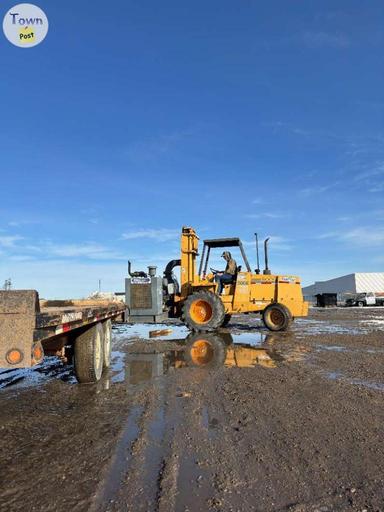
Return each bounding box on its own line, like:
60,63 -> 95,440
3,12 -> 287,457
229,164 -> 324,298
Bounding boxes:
198,237 -> 252,276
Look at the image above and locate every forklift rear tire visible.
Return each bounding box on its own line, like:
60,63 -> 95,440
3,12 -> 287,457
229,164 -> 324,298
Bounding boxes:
102,319 -> 112,368
262,304 -> 292,332
74,323 -> 104,383
185,332 -> 227,368
182,291 -> 225,332
221,314 -> 232,327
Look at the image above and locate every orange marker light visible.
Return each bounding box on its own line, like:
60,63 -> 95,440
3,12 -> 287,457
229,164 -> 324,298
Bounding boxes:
6,349 -> 23,365
32,344 -> 44,363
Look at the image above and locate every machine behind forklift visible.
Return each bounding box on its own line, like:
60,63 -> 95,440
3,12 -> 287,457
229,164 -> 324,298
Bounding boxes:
125,226 -> 308,332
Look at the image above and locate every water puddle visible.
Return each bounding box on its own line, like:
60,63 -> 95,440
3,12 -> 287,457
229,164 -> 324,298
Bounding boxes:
293,318 -> 362,336
201,405 -> 220,439
293,316 -> 384,335
0,357 -> 76,390
5,314 -> 382,391
315,344 -> 348,353
231,331 -> 265,346
326,370 -> 384,392
315,344 -> 384,355
108,331 -> 310,388
112,323 -> 189,341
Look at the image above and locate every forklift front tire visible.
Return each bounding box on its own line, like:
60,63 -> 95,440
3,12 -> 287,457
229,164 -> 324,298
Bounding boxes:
182,291 -> 225,332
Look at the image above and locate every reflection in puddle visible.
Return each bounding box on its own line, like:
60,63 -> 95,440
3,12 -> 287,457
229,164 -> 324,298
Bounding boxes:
231,332 -> 265,346
110,332 -> 309,387
112,323 -> 189,341
110,351 -> 126,383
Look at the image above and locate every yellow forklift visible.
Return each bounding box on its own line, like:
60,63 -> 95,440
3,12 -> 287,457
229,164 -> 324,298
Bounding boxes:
161,226 -> 308,332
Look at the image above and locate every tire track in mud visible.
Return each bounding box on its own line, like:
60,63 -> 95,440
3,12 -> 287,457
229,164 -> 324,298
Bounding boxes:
90,404 -> 144,511
93,369 -> 218,512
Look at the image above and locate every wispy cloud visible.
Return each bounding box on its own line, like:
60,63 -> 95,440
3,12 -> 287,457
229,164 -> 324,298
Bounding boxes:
354,162 -> 384,182
341,228 -> 384,247
0,236 -> 125,261
0,235 -> 24,248
316,227 -> 384,247
124,129 -> 193,163
301,31 -> 351,49
245,212 -> 286,220
243,235 -> 292,251
46,243 -> 125,260
299,183 -> 339,197
121,228 -> 179,242
352,161 -> 384,193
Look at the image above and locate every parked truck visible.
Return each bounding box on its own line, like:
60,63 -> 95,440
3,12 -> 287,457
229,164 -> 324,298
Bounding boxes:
0,290 -> 125,383
345,292 -> 384,307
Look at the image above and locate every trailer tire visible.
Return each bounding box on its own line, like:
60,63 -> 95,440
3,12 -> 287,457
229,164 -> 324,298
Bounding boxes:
182,291 -> 225,332
185,332 -> 227,368
102,319 -> 112,368
262,303 -> 292,332
74,323 -> 104,383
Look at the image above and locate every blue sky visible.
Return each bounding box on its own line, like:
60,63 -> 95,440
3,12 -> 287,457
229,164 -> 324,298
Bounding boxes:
0,0 -> 383,298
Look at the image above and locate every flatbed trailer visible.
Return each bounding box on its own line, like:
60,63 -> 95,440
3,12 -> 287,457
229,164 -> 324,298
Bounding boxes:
0,290 -> 126,383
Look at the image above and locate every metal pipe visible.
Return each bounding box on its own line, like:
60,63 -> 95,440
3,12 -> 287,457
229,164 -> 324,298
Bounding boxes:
164,259 -> 181,278
263,238 -> 271,275
128,260 -> 147,278
255,233 -> 260,274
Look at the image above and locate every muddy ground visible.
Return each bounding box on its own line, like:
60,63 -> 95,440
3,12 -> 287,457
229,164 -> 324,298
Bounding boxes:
1,307 -> 384,512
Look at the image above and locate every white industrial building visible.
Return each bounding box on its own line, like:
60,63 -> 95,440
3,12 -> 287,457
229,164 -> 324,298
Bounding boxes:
303,272 -> 384,304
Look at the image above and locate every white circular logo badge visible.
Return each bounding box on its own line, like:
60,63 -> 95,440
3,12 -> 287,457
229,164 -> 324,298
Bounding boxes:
3,3 -> 48,48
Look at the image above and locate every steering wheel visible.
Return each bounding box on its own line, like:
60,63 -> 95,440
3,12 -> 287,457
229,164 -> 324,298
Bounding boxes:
210,267 -> 221,274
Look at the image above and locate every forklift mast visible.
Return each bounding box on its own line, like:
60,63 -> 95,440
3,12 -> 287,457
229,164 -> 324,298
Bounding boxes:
180,226 -> 199,298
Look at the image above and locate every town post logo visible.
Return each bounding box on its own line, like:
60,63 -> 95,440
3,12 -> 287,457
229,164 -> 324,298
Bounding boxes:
3,3 -> 48,48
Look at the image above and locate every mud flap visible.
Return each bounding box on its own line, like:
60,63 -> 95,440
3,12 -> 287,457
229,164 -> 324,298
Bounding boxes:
0,290 -> 39,368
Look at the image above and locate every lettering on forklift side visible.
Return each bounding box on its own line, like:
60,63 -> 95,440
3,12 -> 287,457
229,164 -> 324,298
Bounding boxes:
280,276 -> 296,283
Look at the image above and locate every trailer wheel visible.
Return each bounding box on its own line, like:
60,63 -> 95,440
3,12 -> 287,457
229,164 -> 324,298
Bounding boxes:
74,323 -> 104,383
185,333 -> 227,368
102,319 -> 112,368
182,291 -> 225,332
262,304 -> 292,332
221,314 -> 232,327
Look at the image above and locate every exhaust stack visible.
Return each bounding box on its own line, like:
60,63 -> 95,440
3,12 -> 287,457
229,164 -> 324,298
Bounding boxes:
128,260 -> 147,278
263,238 -> 271,275
254,233 -> 260,274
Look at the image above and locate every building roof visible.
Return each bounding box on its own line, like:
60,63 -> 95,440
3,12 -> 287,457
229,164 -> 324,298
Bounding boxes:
303,272 -> 384,295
